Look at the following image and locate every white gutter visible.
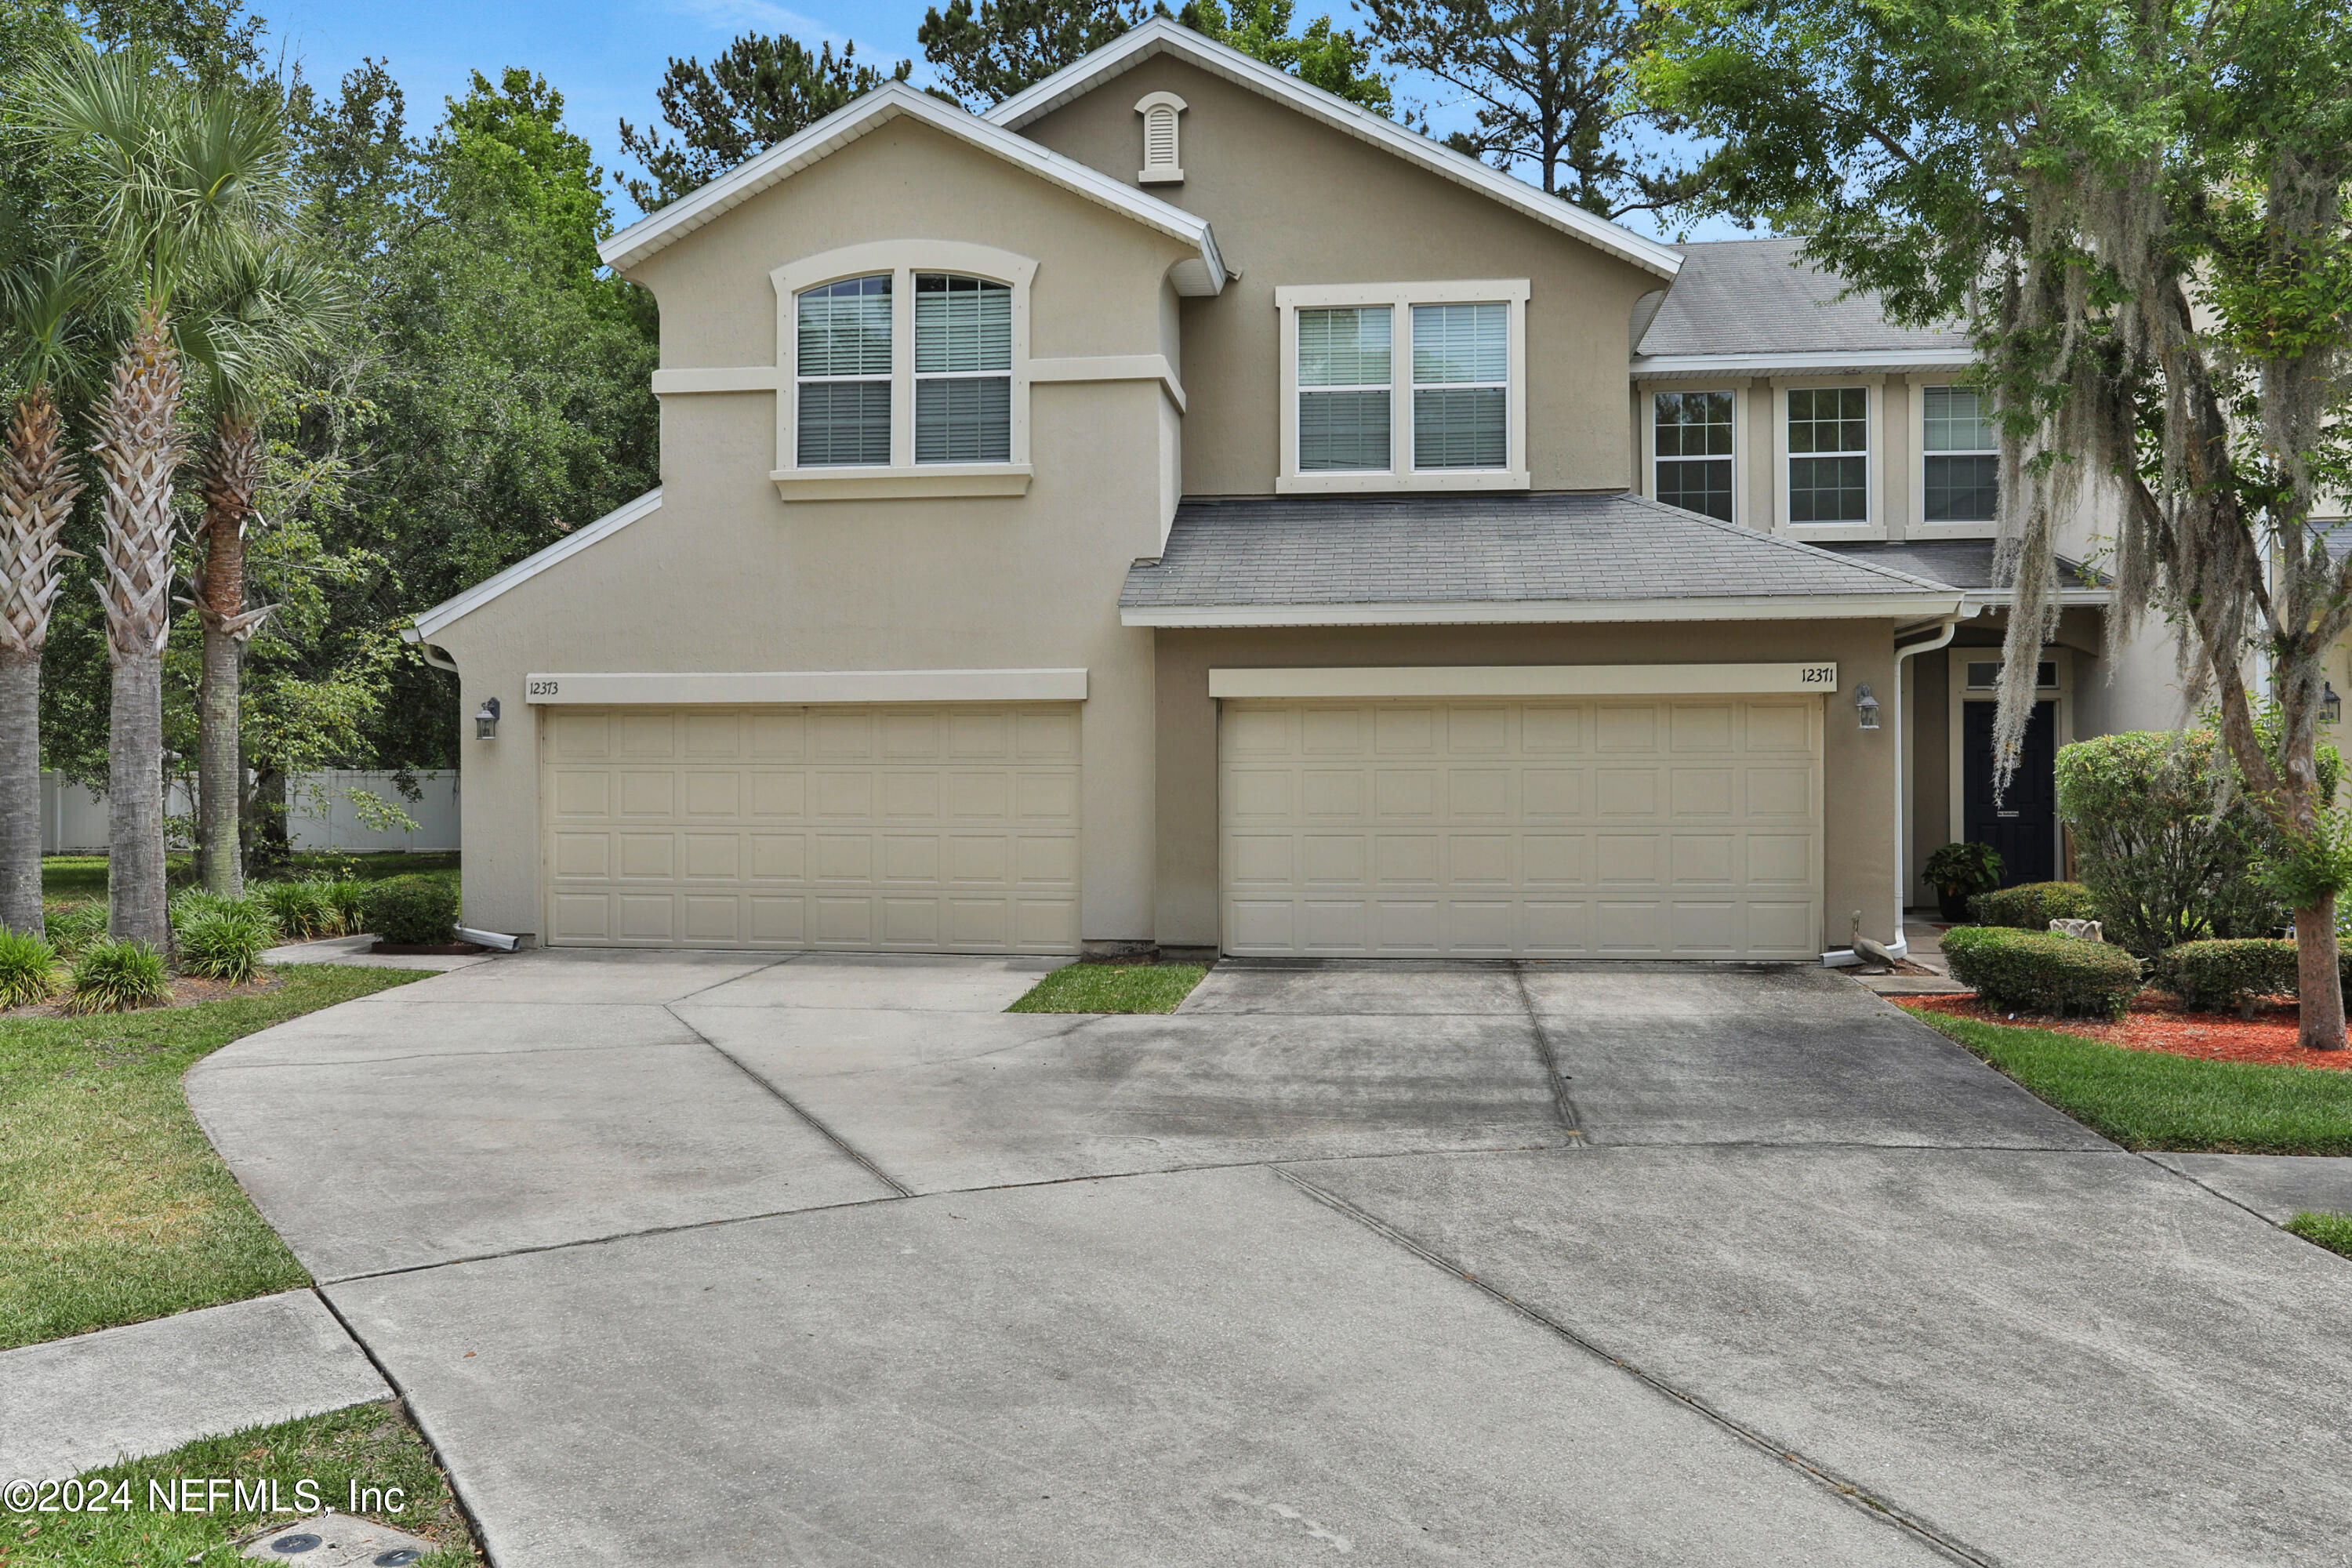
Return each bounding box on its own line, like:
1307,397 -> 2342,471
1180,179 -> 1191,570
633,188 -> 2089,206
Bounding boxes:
1122,592 -> 1965,628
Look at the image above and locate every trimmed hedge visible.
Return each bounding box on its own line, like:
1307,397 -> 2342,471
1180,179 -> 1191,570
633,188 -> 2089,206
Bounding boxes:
2153,938 -> 2299,1015
1972,881 -> 2102,931
1943,925 -> 2143,1018
361,875 -> 459,946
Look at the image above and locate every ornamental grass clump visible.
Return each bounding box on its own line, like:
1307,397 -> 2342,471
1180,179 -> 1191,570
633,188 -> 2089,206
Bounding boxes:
42,901 -> 107,958
256,878 -> 339,941
0,927 -> 61,1007
321,877 -> 368,935
2154,938 -> 2301,1017
63,938 -> 170,1014
1943,926 -> 2143,1019
360,875 -> 459,946
172,906 -> 277,983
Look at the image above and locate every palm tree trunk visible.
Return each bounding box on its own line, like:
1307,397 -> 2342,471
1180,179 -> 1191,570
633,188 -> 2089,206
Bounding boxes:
92,306 -> 187,952
0,649 -> 38,935
196,410 -> 264,895
0,387 -> 81,937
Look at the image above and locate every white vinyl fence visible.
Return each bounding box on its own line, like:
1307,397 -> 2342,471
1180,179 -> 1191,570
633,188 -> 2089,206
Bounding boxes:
40,769 -> 459,855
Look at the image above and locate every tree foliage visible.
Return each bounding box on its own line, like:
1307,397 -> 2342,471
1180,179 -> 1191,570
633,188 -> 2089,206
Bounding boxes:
1646,0 -> 2352,1047
617,36 -> 911,214
1363,0 -> 1706,217
1178,1 -> 1395,113
918,0 -> 1149,109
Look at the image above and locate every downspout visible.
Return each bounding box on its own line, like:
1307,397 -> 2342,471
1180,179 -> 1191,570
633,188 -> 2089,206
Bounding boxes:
1823,612 -> 1962,967
400,625 -> 459,675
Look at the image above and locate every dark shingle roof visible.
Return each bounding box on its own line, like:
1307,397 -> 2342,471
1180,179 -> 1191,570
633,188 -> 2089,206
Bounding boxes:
1816,540 -> 2109,592
1636,238 -> 1971,360
1120,492 -> 1959,613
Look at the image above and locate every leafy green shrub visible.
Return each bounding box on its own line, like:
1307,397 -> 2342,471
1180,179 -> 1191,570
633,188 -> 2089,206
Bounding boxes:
1924,841 -> 2005,896
1943,926 -> 2143,1018
321,878 -> 369,935
1976,881 -> 2102,931
0,928 -> 61,1008
174,906 -> 278,983
63,939 -> 171,1014
2152,938 -> 2299,1015
256,879 -> 339,941
360,875 -> 459,946
42,902 -> 107,958
2056,729 -> 2333,956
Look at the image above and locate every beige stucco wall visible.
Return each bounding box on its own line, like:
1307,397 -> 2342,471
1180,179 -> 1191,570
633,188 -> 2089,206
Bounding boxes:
1151,621 -> 1907,953
1020,56 -> 1664,496
431,118 -> 1195,943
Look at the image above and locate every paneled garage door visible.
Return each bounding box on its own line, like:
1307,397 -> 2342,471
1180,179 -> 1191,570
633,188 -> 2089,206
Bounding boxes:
1219,697 -> 1823,959
542,704 -> 1080,952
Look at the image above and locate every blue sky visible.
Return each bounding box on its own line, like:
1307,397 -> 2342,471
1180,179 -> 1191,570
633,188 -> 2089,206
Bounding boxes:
255,0 -> 1733,238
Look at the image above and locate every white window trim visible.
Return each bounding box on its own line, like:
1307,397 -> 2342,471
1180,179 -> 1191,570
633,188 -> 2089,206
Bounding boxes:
1645,383 -> 1744,528
771,239 -> 1038,501
1774,376 -> 1883,542
1276,279 -> 1531,494
1909,376 -> 1999,539
1135,90 -> 1186,184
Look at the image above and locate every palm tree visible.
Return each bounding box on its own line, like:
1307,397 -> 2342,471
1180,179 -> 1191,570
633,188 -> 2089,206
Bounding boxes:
16,48 -> 293,947
0,249 -> 94,936
178,241 -> 347,894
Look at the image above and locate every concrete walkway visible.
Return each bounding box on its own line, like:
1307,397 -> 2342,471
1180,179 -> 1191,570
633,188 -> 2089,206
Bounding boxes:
41,950 -> 2352,1565
0,1291 -> 387,1479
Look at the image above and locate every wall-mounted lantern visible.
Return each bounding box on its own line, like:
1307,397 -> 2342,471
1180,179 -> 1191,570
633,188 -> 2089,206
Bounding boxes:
2325,683 -> 2342,727
474,695 -> 501,741
1854,683 -> 1881,730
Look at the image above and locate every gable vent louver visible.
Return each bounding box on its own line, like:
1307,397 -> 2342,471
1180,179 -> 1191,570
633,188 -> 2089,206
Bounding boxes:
1135,92 -> 1186,185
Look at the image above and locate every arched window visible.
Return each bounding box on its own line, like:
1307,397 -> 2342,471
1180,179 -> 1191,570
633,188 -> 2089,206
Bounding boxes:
1135,92 -> 1186,185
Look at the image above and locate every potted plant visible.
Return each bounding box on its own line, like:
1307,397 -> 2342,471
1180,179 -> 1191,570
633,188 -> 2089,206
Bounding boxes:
1923,841 -> 2005,922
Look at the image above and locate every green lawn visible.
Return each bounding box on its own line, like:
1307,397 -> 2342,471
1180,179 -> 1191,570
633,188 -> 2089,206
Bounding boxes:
10,1402 -> 479,1566
2285,1210 -> 2352,1259
1907,1007 -> 2352,1155
0,966 -> 427,1351
41,853 -> 460,907
1008,962 -> 1209,1014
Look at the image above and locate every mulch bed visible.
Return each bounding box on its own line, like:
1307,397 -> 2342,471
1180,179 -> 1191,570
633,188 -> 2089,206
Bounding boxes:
1907,991 -> 2352,1070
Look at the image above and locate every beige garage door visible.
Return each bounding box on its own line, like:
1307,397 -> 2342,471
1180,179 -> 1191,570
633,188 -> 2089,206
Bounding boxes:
1220,697 -> 1823,959
542,704 -> 1080,952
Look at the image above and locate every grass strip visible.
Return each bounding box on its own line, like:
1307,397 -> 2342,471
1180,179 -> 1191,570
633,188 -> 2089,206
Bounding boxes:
6,1401 -> 479,1566
2284,1210 -> 2352,1259
1905,1007 -> 2352,1155
0,966 -> 426,1350
1007,963 -> 1208,1014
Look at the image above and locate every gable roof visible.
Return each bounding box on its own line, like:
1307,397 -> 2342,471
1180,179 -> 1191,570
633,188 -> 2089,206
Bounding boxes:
1119,492 -> 1964,626
403,488 -> 663,644
987,19 -> 1682,282
1634,238 -> 1972,376
598,82 -> 1225,293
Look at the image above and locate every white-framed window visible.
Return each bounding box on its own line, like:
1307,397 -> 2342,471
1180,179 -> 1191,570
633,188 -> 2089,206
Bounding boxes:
1922,385 -> 1998,524
1135,91 -> 1185,184
1653,389 -> 1736,521
1786,387 -> 1870,524
771,241 -> 1037,499
1276,280 -> 1530,494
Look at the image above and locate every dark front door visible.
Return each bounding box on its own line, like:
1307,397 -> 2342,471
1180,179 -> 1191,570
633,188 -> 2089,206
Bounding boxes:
1963,699 -> 2057,885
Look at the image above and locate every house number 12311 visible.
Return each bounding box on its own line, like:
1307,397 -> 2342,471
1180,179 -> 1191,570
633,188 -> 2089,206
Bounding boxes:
1798,666 -> 1834,684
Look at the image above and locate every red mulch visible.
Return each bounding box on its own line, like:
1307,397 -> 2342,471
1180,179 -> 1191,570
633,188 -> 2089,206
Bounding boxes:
1907,990 -> 2352,1070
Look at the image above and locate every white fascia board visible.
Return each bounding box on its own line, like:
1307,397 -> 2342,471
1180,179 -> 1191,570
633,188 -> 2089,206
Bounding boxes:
1632,347 -> 1974,379
1121,593 -> 1967,627
599,83 -> 1224,293
1210,662 -> 1842,699
520,669 -> 1089,705
408,488 -> 662,641
987,20 -> 1681,281
1962,588 -> 2116,610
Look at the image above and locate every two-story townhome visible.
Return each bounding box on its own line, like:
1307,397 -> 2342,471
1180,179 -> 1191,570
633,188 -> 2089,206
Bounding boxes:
402,19 -> 2187,964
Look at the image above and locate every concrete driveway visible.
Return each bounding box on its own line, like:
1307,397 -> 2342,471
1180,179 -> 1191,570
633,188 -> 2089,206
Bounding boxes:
187,953 -> 2352,1566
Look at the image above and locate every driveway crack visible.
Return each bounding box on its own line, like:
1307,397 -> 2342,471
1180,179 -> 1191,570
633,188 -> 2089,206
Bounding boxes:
1510,961 -> 1584,1138
1270,1165 -> 1997,1568
663,1002 -> 916,1198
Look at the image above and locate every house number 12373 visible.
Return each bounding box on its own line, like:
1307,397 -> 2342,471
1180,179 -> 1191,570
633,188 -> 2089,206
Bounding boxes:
528,680 -> 559,696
